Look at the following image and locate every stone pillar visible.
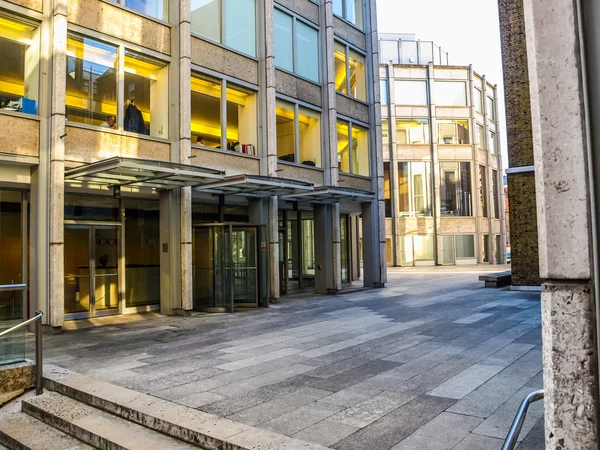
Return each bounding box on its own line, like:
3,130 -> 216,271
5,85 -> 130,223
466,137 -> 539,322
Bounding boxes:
482,75 -> 494,264
428,63 -> 441,266
178,0 -> 192,311
494,84 -> 507,265
48,0 -> 68,329
521,0 -> 598,447
361,201 -> 383,287
314,204 -> 335,294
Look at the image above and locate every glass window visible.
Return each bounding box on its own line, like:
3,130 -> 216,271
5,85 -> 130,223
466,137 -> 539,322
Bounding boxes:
400,41 -> 418,64
296,21 -> 319,83
479,165 -> 488,217
420,42 -> 434,64
398,162 -> 432,217
349,49 -> 366,101
438,119 -> 469,145
0,12 -> 39,115
455,235 -> 475,258
276,100 -> 295,162
384,162 -> 391,218
66,34 -> 117,127
64,194 -> 119,221
396,119 -> 430,145
191,0 -> 256,57
380,40 -> 399,64
298,106 -> 321,167
123,0 -> 167,20
226,84 -> 258,154
382,118 -> 389,141
274,9 -> 293,72
492,169 -> 500,219
380,80 -> 388,105
0,190 -> 23,286
333,0 -> 343,16
482,235 -> 490,263
476,124 -> 485,148
440,162 -> 472,216
124,198 -> 160,307
488,96 -> 495,120
413,235 -> 434,260
401,236 -> 413,265
489,130 -> 496,154
123,50 -> 168,138
191,75 -> 221,148
352,124 -> 369,176
394,80 -> 428,105
274,10 -> 319,82
435,81 -> 467,106
333,0 -> 363,28
474,88 -> 483,112
334,42 -> 348,95
337,120 -> 350,173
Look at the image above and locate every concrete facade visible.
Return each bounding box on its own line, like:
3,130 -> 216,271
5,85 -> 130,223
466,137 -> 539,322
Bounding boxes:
379,42 -> 506,267
0,0 -> 385,330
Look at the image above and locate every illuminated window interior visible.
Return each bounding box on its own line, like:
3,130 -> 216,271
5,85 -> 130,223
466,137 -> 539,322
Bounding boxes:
335,43 -> 366,101
337,120 -> 350,173
298,106 -> 321,167
398,161 -> 432,217
337,119 -> 369,176
276,100 -> 296,162
438,119 -> 469,145
66,33 -> 117,127
226,84 -> 258,152
0,12 -> 39,115
396,119 -> 429,144
334,42 -> 348,95
123,50 -> 168,138
440,161 -> 472,216
191,75 -> 221,148
277,100 -> 321,167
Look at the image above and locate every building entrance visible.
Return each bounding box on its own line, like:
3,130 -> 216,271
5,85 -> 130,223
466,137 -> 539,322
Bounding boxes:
193,224 -> 265,312
64,225 -> 120,319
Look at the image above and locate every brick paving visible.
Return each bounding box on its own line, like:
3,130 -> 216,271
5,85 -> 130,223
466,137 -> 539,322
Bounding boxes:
40,266 -> 544,449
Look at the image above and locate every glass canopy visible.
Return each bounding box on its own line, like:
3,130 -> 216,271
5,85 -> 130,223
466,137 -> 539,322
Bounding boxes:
281,186 -> 375,204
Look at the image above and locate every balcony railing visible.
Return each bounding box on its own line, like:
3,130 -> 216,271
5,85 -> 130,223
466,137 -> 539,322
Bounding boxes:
380,39 -> 449,66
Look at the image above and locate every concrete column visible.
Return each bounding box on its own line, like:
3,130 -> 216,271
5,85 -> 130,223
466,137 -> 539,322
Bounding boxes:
48,0 -> 68,329
428,63 -> 441,266
494,85 -> 507,264
160,190 -> 182,315
314,204 -> 335,294
386,63 -> 401,267
361,201 -> 383,287
482,76 -> 494,264
469,66 -> 483,264
178,0 -> 192,311
522,0 -> 597,447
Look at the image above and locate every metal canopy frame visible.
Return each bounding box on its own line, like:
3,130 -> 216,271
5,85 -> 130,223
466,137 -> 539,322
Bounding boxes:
281,186 -> 375,204
194,174 -> 314,198
64,157 -> 225,190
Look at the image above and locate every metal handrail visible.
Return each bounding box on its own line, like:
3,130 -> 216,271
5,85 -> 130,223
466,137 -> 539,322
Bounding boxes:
502,389 -> 544,450
0,284 -> 27,292
0,311 -> 43,395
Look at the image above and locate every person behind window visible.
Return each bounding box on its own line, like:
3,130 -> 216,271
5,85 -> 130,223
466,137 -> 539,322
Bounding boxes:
124,98 -> 147,135
100,115 -> 116,129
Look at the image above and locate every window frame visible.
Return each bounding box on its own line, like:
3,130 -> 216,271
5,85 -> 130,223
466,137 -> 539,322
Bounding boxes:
439,161 -> 473,217
192,0 -> 258,58
396,118 -> 430,145
455,234 -> 476,259
334,39 -> 368,103
108,0 -> 169,24
337,116 -> 370,177
276,94 -> 323,168
190,67 -> 259,158
489,129 -> 496,154
394,79 -> 428,106
65,24 -> 172,140
332,0 -> 364,30
487,95 -> 496,121
398,161 -> 432,218
274,7 -> 320,84
474,87 -> 483,113
437,118 -> 470,145
434,80 -> 468,107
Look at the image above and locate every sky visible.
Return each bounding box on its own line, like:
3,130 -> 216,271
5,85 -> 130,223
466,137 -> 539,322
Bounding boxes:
376,0 -> 509,164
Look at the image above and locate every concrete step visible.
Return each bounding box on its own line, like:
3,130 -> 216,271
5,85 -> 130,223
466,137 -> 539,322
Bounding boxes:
0,411 -> 93,450
22,391 -> 202,450
44,364 -> 330,450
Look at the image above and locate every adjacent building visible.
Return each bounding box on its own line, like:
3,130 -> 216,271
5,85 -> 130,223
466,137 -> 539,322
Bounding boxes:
379,34 -> 506,266
0,0 -> 385,331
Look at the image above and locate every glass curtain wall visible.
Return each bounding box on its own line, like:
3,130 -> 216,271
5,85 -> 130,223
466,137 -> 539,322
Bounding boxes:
398,162 -> 432,217
440,162 -> 472,216
0,12 -> 40,115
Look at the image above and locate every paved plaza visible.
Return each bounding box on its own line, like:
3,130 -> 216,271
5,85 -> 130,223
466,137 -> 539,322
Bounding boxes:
39,267 -> 544,449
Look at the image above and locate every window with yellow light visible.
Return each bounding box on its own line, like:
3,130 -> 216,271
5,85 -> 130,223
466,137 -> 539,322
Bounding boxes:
276,100 -> 296,162
0,12 -> 39,115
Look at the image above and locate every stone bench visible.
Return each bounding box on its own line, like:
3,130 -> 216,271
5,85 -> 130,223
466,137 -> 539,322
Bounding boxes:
479,271 -> 512,288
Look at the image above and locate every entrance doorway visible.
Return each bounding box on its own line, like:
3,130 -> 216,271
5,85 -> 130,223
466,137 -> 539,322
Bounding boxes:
64,225 -> 120,318
193,224 -> 264,312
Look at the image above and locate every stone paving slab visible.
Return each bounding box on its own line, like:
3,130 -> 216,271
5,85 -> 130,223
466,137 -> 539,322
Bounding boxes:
38,268 -> 544,450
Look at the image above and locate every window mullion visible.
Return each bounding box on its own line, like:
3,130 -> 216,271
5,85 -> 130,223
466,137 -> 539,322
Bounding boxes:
294,104 -> 300,163
117,45 -> 125,131
221,80 -> 228,150
221,0 -> 226,45
345,45 -> 351,96
348,122 -> 354,174
292,17 -> 297,74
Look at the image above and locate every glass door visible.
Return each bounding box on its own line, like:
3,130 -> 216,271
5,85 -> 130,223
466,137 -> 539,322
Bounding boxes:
64,225 -> 120,318
231,227 -> 258,307
442,235 -> 455,265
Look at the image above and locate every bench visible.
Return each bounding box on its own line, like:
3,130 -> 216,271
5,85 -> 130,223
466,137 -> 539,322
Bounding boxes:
479,271 -> 512,288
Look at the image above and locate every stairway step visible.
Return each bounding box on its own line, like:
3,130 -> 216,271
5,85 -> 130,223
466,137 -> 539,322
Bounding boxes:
0,411 -> 93,450
44,364 -> 330,450
23,391 -> 201,450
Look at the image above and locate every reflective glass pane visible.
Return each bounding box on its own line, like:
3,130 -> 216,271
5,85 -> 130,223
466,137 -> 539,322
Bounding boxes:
489,130 -> 496,154
438,119 -> 469,145
380,80 -> 388,105
420,42 -> 434,64
442,235 -> 454,265
400,41 -> 418,64
191,0 -> 221,42
398,162 -> 409,215
455,235 -> 475,258
337,120 -> 350,173
401,236 -> 413,265
488,96 -> 495,120
274,9 -> 293,72
191,75 -> 221,148
124,0 -> 167,20
334,42 -> 348,94
352,124 -> 369,176
64,227 -> 91,314
0,319 -> 24,365
394,80 -> 428,105
380,40 -> 399,64
479,165 -> 488,217
64,194 -> 119,222
396,119 -> 429,144
295,21 -> 319,82
333,0 -> 343,16
474,88 -> 483,112
276,100 -> 295,162
482,235 -> 490,263
94,227 -> 119,311
66,34 -> 117,127
435,81 -> 467,106
302,219 -> 315,278
124,50 -> 169,138
298,106 -> 321,167
346,0 -> 363,28
225,0 -> 256,57
0,191 -> 22,286
227,84 -> 258,154
0,12 -> 39,115
349,49 -> 366,101
413,235 -> 434,260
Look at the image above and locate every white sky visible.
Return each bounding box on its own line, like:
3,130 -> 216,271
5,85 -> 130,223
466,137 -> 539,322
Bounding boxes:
376,0 -> 509,164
